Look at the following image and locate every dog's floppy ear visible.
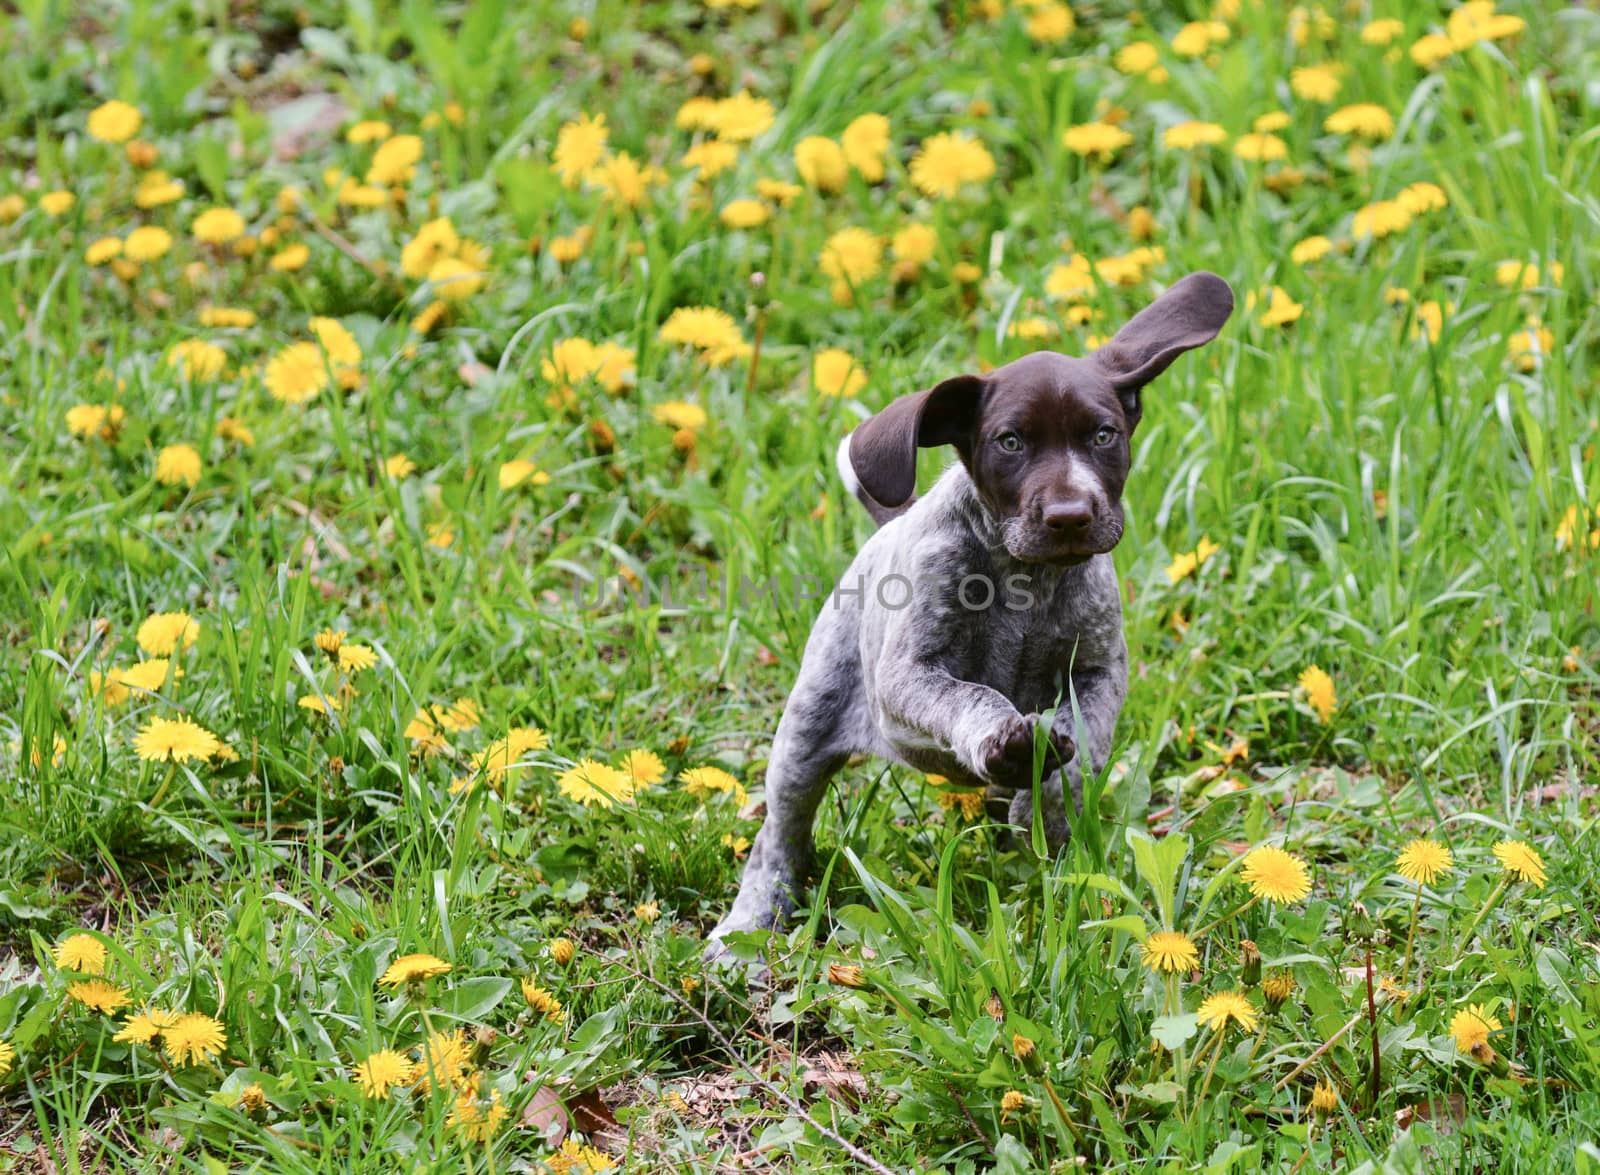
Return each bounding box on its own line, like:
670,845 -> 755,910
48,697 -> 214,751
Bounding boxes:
846,374 -> 985,509
1094,271 -> 1233,428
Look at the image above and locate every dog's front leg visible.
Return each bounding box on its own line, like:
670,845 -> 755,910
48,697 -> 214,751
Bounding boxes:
1006,664 -> 1127,848
875,656 -> 1046,785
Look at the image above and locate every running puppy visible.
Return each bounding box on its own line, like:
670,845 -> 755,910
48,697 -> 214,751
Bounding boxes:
708,272 -> 1233,957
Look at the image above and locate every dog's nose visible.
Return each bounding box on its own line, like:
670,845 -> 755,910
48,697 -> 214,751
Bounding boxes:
1042,500 -> 1093,532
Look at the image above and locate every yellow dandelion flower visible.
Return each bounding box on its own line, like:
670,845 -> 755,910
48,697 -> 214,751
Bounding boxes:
39,190 -> 76,217
1141,930 -> 1200,973
1062,120 -> 1133,159
124,225 -> 173,261
366,134 -> 423,185
427,253 -> 489,301
448,1082 -> 509,1144
1162,121 -> 1226,150
88,99 -> 142,143
1397,182 -> 1448,215
1352,199 -> 1412,239
1361,19 -> 1404,46
264,341 -> 331,405
1449,1 -> 1524,50
719,198 -> 770,228
346,119 -> 391,143
1290,235 -> 1332,264
134,716 -> 220,762
354,1048 -> 414,1099
472,726 -> 551,777
1241,845 -> 1312,903
554,113 -> 608,186
85,237 -> 123,266
812,348 -> 867,398
681,138 -> 739,179
199,306 -> 256,328
520,979 -> 566,1022
705,91 -> 774,141
112,1007 -> 178,1044
635,900 -> 660,924
621,748 -> 666,791
1298,664 -> 1336,722
192,207 -> 246,244
400,216 -> 461,280
165,339 -> 227,381
819,226 -> 883,287
1025,1 -> 1073,41
163,1012 -> 226,1066
1396,838 -> 1453,885
681,765 -> 747,806
755,177 -> 802,205
658,307 -> 747,364
54,934 -> 107,975
1325,103 -> 1394,140
498,459 -> 549,490
155,443 -> 202,487
590,150 -> 663,209
841,112 -> 891,181
795,135 -> 849,193
415,1028 -> 472,1091
557,758 -> 632,808
1196,990 -> 1259,1033
137,611 -> 198,655
1310,1081 -> 1339,1113
1492,840 -> 1546,888
67,979 -> 132,1015
908,132 -> 995,197
1232,132 -> 1288,161
1290,65 -> 1342,103
1255,286 -> 1303,328
1115,42 -> 1160,75
379,953 -> 452,987
0,1040 -> 13,1076
1449,1003 -> 1502,1053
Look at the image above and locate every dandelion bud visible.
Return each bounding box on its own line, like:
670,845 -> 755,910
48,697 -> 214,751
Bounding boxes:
1262,970 -> 1296,1013
1000,1089 -> 1026,1119
550,938 -> 576,967
985,991 -> 1005,1022
237,1083 -> 268,1115
827,963 -> 867,989
1470,1041 -> 1511,1077
668,735 -> 691,757
589,418 -> 616,454
1012,1032 -> 1043,1076
1346,901 -> 1375,944
125,140 -> 158,168
681,976 -> 700,997
1310,1081 -> 1338,1117
1240,940 -> 1262,986
470,1025 -> 497,1066
315,628 -> 345,659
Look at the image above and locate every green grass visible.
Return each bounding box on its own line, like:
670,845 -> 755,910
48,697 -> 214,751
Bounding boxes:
3,0 -> 1600,1170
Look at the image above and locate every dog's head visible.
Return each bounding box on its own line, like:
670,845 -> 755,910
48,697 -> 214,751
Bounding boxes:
846,271 -> 1233,564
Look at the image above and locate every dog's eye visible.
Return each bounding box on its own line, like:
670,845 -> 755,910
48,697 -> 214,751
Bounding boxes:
1093,426 -> 1117,447
996,432 -> 1024,453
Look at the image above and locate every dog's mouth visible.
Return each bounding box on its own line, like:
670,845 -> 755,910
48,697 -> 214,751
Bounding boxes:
1001,522 -> 1122,565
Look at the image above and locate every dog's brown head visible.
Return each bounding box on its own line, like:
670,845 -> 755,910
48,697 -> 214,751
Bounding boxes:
845,271 -> 1234,563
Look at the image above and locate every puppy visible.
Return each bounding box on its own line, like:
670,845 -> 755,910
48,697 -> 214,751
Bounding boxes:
707,272 -> 1233,957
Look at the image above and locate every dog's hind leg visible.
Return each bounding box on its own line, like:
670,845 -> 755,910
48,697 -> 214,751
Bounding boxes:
706,664 -> 856,959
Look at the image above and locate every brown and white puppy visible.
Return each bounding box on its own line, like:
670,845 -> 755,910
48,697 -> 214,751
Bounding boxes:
708,272 -> 1233,958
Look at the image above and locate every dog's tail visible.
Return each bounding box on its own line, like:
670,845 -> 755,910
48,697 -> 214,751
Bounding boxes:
835,431 -> 910,528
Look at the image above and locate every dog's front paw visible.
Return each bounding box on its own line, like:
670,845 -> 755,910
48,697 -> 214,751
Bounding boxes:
976,712 -> 1037,784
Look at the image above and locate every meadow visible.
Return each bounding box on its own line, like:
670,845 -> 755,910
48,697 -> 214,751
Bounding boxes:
2,0 -> 1598,1170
